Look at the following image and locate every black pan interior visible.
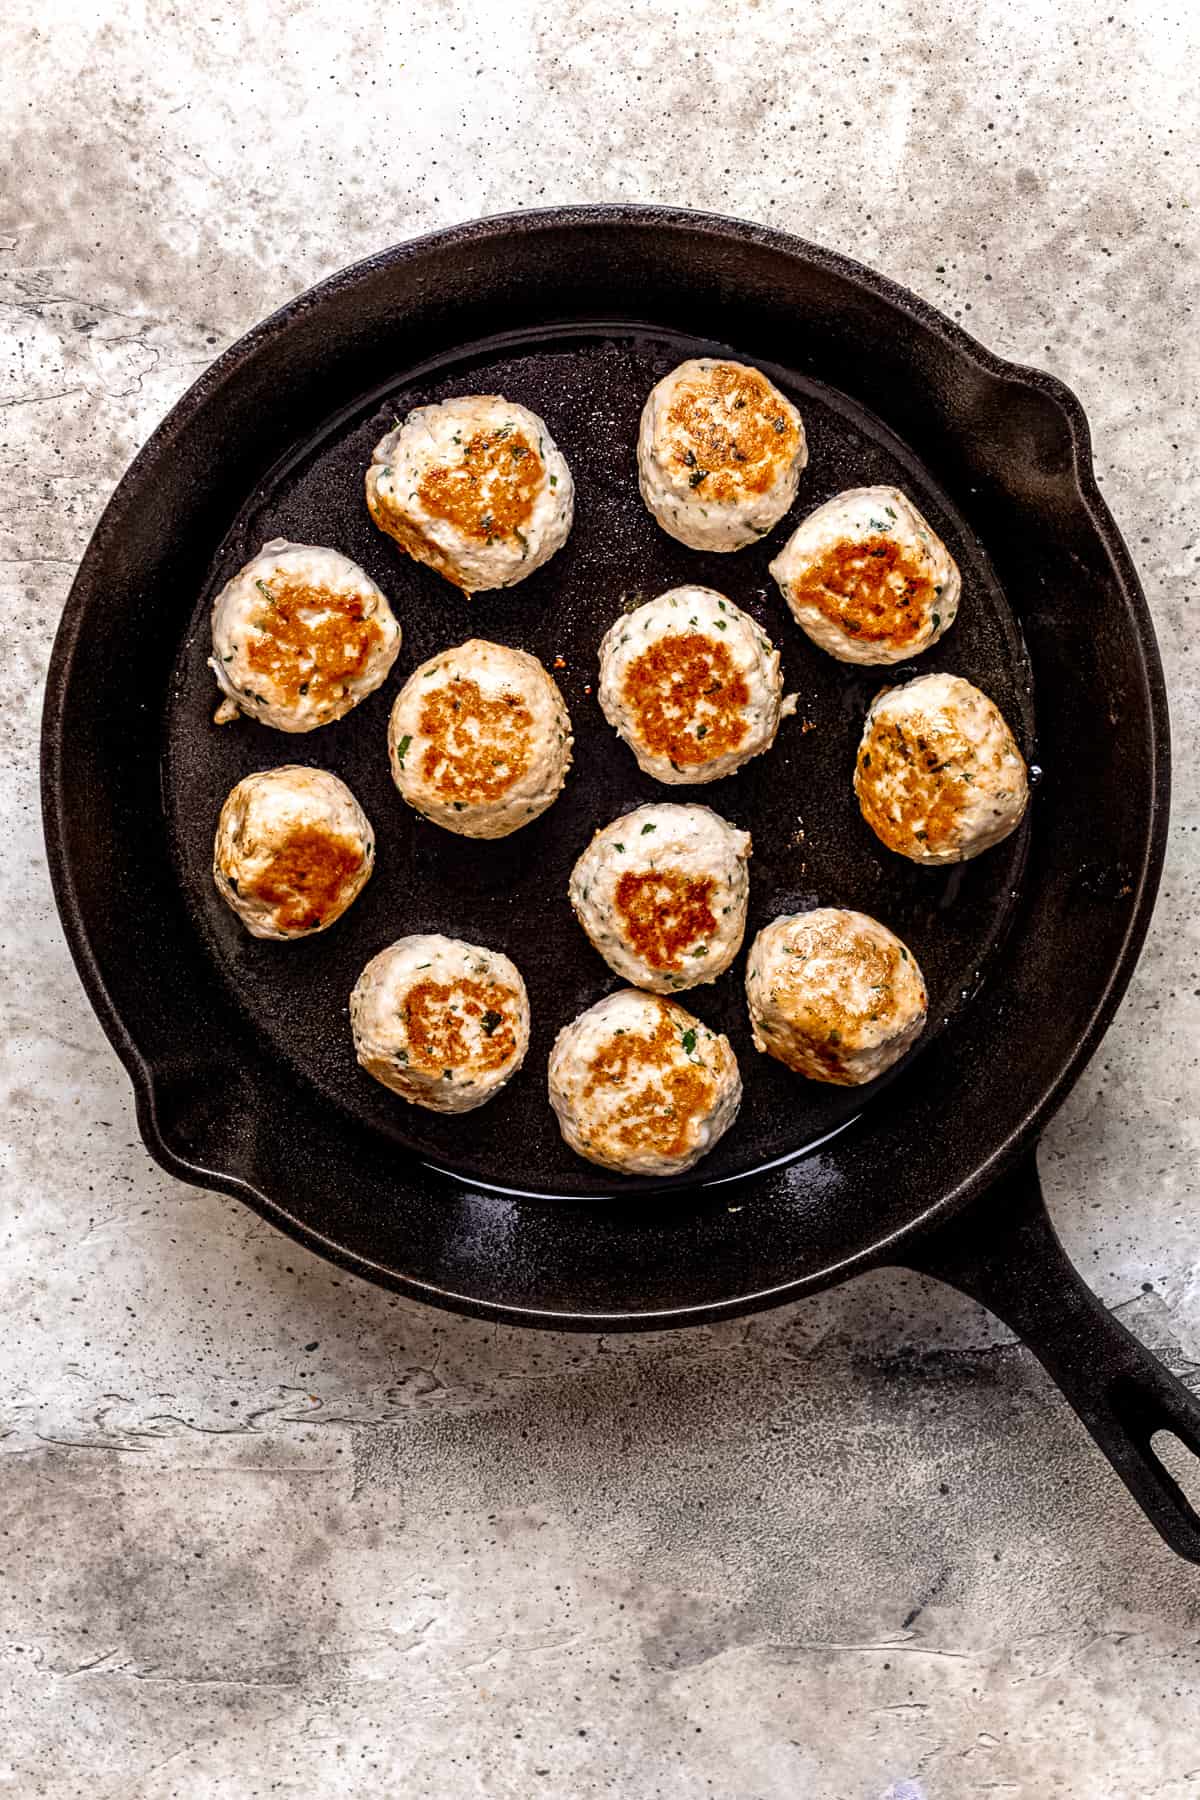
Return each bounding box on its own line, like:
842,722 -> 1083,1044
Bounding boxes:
164,323 -> 1034,1200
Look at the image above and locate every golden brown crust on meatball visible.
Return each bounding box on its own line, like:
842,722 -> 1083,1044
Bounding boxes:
745,908 -> 928,1086
244,576 -> 387,713
416,675 -> 534,809
578,1006 -> 720,1164
663,362 -> 802,503
783,536 -> 935,652
613,869 -> 719,975
761,915 -> 911,1080
854,674 -> 1028,863
417,426 -> 541,544
401,975 -> 524,1075
366,398 -> 574,595
237,824 -> 368,935
620,632 -> 751,770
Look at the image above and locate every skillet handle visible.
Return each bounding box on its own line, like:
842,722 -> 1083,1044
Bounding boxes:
896,1150 -> 1200,1562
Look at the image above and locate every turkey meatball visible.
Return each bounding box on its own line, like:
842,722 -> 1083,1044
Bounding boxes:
745,908 -> 928,1086
598,587 -> 790,785
855,672 -> 1029,863
548,989 -> 741,1176
350,934 -> 529,1114
366,396 -> 574,594
569,803 -> 751,993
209,541 -> 401,732
388,638 -> 572,838
769,486 -> 959,665
213,765 -> 374,940
638,358 -> 807,551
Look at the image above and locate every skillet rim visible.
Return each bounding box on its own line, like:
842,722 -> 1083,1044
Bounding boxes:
40,204 -> 1171,1326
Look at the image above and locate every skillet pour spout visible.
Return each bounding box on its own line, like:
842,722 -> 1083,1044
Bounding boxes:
41,205 -> 1196,1559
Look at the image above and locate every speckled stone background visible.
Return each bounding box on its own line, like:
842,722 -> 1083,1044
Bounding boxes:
3,2 -> 1199,1795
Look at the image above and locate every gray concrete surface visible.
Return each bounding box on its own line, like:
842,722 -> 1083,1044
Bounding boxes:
3,0 -> 1199,1793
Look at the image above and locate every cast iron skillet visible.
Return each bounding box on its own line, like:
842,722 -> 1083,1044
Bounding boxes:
41,207 -> 1200,1560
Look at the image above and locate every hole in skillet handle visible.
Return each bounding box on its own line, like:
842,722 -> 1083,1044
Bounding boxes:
1150,1432 -> 1200,1520
893,1150 -> 1200,1564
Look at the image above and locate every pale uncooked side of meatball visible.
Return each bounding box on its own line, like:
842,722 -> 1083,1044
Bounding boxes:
598,587 -> 791,785
366,396 -> 574,594
388,638 -> 573,838
855,671 -> 1029,863
213,765 -> 374,940
548,989 -> 741,1176
769,486 -> 960,665
350,934 -> 530,1114
569,803 -> 752,993
209,540 -> 401,732
638,358 -> 807,552
745,908 -> 928,1086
